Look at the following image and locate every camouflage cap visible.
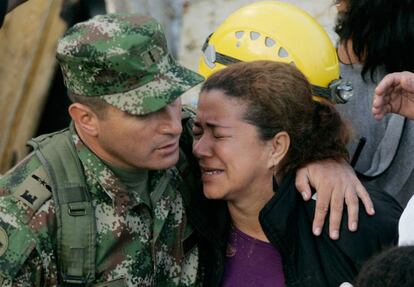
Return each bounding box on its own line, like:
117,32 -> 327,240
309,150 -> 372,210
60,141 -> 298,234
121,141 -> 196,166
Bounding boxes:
56,13 -> 204,115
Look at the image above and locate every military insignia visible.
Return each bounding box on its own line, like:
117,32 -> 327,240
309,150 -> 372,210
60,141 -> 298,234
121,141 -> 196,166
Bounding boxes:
12,166 -> 52,211
0,227 -> 8,257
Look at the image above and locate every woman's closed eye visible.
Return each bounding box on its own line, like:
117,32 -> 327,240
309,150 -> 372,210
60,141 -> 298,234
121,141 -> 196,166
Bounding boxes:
192,127 -> 203,139
212,133 -> 231,139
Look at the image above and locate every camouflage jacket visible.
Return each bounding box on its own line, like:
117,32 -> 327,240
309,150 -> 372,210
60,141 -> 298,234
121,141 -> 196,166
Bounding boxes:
0,125 -> 201,286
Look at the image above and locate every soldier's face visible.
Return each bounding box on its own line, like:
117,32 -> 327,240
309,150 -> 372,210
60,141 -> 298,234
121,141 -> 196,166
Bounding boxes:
192,90 -> 274,201
96,98 -> 183,170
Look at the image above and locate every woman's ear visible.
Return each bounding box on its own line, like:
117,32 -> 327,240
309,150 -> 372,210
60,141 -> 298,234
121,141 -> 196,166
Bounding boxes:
267,131 -> 290,169
68,103 -> 100,137
335,0 -> 347,13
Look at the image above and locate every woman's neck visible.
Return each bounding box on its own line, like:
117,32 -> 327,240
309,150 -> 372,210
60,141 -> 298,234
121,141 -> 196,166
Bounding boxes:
227,185 -> 274,242
337,39 -> 361,65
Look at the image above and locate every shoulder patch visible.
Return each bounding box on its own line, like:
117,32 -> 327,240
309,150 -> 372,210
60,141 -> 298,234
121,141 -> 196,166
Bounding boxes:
12,166 -> 52,211
0,227 -> 8,257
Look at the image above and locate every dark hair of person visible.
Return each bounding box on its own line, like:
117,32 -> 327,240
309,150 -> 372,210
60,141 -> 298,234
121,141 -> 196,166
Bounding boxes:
201,61 -> 350,177
335,0 -> 414,80
354,246 -> 414,287
68,91 -> 109,119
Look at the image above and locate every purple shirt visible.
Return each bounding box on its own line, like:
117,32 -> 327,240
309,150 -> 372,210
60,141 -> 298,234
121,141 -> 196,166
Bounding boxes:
221,227 -> 286,287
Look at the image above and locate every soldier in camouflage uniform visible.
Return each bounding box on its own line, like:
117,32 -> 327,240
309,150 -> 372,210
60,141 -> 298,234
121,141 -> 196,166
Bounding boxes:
0,14 -> 206,286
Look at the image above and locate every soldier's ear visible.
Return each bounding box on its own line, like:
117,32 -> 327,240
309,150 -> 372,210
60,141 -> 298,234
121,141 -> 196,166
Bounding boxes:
68,103 -> 99,137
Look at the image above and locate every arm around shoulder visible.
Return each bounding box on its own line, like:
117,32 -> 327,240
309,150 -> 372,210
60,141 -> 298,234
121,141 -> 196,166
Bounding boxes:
334,186 -> 401,267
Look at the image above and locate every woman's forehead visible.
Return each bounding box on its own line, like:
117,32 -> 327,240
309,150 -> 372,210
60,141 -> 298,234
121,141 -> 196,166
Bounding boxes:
197,90 -> 247,121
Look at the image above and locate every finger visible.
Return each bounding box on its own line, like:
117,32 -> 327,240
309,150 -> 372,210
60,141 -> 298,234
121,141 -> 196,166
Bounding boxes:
375,73 -> 398,95
295,168 -> 312,201
355,183 -> 375,215
373,113 -> 384,121
402,73 -> 414,93
344,187 -> 359,232
376,94 -> 393,114
312,192 -> 330,236
372,95 -> 382,109
328,189 -> 345,240
372,96 -> 387,120
373,91 -> 389,108
385,102 -> 394,114
372,105 -> 386,120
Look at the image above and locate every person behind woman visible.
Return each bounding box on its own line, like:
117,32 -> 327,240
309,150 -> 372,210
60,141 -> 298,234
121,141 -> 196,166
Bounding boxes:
192,61 -> 401,287
354,246 -> 414,287
371,71 -> 414,246
372,71 -> 414,121
334,0 -> 414,207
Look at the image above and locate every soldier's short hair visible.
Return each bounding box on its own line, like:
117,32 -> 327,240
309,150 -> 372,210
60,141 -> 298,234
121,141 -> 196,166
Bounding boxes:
67,91 -> 109,119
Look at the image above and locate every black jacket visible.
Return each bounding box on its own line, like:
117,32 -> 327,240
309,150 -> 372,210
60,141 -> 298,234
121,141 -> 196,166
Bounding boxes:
196,171 -> 402,287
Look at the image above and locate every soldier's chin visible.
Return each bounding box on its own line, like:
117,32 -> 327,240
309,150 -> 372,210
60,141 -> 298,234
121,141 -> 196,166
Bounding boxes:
152,152 -> 180,170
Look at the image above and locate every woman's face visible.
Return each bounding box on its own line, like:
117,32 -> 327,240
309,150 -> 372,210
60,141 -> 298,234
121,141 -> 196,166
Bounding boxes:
192,89 -> 275,202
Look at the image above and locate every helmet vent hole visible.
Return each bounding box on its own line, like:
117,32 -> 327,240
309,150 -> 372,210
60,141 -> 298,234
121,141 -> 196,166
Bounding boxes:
250,31 -> 261,40
278,47 -> 289,58
265,37 -> 276,47
235,31 -> 244,39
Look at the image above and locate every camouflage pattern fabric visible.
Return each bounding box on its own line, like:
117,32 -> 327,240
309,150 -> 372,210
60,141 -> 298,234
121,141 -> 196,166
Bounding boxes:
57,13 -> 204,116
0,125 -> 201,286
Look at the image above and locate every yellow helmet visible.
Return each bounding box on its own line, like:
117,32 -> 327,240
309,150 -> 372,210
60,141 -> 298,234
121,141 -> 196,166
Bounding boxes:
198,1 -> 353,103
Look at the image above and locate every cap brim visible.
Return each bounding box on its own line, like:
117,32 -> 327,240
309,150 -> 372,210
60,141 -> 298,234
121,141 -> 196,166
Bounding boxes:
101,64 -> 204,116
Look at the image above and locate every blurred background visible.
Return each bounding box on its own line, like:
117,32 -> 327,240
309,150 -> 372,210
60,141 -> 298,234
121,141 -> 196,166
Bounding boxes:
0,0 -> 337,173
